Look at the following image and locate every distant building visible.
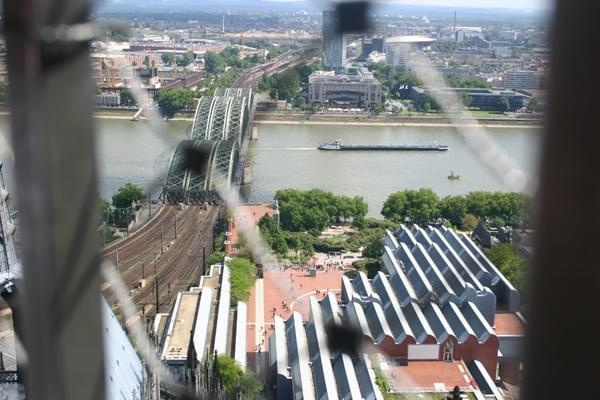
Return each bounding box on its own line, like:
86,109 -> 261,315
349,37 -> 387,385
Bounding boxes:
384,36 -> 436,67
96,93 -> 121,107
469,36 -> 490,49
322,10 -> 346,69
498,30 -> 518,41
410,86 -> 527,111
454,26 -> 483,43
308,68 -> 381,107
359,36 -> 384,60
494,46 -> 513,58
504,70 -> 540,90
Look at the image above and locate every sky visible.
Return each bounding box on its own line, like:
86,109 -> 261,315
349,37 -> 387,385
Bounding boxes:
271,0 -> 553,11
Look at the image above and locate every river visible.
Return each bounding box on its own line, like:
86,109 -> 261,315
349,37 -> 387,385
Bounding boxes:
247,123 -> 541,217
0,116 -> 541,217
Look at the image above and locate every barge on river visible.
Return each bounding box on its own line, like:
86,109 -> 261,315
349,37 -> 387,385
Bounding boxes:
318,139 -> 449,151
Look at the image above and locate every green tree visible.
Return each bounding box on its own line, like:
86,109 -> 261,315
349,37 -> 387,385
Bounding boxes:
215,355 -> 263,400
155,88 -> 195,118
204,51 -> 225,74
120,88 -> 137,107
266,47 -> 287,60
363,236 -> 384,259
270,69 -> 301,101
381,189 -> 440,224
372,103 -> 385,114
440,195 -> 468,227
208,251 -> 225,266
178,51 -> 194,67
258,215 -> 289,256
229,257 -> 257,303
293,96 -> 306,109
99,198 -> 111,222
462,93 -> 473,108
275,189 -> 367,234
112,183 -> 144,209
497,97 -> 510,112
527,98 -> 540,112
462,213 -> 479,231
462,78 -> 492,88
161,53 -> 171,65
484,244 -> 527,292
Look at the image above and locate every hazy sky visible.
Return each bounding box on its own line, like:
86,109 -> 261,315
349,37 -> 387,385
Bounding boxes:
269,0 -> 553,11
375,0 -> 551,10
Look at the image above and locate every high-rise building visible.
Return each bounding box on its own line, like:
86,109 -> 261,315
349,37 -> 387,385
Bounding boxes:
385,36 -> 436,67
322,10 -> 346,70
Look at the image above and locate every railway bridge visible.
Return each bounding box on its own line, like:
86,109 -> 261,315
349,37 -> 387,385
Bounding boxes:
162,46 -> 319,205
163,88 -> 254,204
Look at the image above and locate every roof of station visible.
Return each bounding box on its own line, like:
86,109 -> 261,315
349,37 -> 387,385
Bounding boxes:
270,293 -> 384,400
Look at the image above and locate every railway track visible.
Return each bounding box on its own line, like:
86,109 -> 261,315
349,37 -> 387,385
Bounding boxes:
101,204 -> 222,317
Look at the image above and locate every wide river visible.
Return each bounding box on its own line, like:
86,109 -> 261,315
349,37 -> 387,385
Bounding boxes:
0,116 -> 541,217
248,122 -> 541,216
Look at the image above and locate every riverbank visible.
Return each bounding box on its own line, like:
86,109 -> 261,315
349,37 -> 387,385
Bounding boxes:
0,109 -> 196,122
253,112 -> 543,129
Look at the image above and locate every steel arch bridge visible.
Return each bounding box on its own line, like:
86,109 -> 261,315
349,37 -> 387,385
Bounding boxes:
163,88 -> 252,204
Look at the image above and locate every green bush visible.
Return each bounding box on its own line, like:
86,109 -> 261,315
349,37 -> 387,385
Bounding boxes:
216,355 -> 263,399
228,257 -> 257,303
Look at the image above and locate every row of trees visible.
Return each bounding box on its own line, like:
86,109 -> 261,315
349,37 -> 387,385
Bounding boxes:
444,73 -> 492,89
160,51 -> 194,68
368,62 -> 422,100
276,189 -> 368,234
381,189 -> 531,229
257,63 -> 323,105
155,88 -> 195,118
203,47 -> 251,75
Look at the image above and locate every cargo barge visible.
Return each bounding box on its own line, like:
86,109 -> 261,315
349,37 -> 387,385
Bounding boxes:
318,139 -> 449,151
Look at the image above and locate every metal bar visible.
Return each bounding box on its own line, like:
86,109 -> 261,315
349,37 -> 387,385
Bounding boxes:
523,1 -> 600,399
2,0 -> 105,398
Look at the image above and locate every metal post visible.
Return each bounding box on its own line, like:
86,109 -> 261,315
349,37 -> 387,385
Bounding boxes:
174,213 -> 177,239
148,192 -> 152,219
153,252 -> 159,314
203,247 -> 206,275
2,0 -> 106,397
154,278 -> 159,314
160,224 -> 164,255
116,248 -> 120,274
142,261 -> 145,280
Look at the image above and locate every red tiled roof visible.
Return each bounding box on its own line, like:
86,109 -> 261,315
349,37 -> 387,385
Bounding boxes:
494,313 -> 526,336
388,361 -> 475,392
